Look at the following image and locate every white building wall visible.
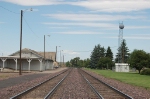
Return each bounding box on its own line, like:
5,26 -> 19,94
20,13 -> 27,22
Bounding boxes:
6,60 -> 16,69
22,60 -> 28,70
30,60 -> 41,71
45,61 -> 49,70
1,59 -> 53,71
5,59 -> 41,71
115,63 -> 129,72
1,50 -> 54,71
0,61 -> 2,68
49,62 -> 53,69
42,60 -> 54,70
42,61 -> 45,71
0,59 -> 8,68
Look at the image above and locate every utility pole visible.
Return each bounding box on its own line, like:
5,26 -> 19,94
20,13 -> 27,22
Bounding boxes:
19,8 -> 33,75
55,46 -> 57,62
44,35 -> 45,64
60,50 -> 61,67
63,55 -> 64,65
19,10 -> 23,75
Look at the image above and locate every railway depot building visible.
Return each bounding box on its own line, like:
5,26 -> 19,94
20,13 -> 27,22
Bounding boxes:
0,48 -> 56,71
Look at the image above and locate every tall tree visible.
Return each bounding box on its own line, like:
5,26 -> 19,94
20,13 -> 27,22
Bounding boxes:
90,45 -> 98,68
84,58 -> 90,68
106,46 -> 113,60
115,39 -> 130,63
100,47 -> 106,58
66,61 -> 70,67
70,59 -> 75,67
128,50 -> 150,73
97,57 -> 114,69
69,57 -> 82,67
90,44 -> 105,69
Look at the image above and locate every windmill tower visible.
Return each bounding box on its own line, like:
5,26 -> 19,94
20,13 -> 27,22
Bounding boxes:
118,22 -> 124,63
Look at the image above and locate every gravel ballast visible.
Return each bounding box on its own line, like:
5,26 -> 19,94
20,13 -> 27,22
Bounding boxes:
0,68 -> 150,99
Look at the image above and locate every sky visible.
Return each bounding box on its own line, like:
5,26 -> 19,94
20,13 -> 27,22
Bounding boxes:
0,0 -> 150,62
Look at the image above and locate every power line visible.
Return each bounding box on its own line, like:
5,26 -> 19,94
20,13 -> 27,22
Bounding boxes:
23,16 -> 51,49
23,17 -> 40,38
0,6 -> 39,38
0,5 -> 20,14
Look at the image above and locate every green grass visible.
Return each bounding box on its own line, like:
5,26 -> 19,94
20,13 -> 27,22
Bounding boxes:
85,68 -> 150,90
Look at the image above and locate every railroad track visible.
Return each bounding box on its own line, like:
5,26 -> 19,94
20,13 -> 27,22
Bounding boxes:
10,68 -> 71,99
49,68 -> 99,99
79,69 -> 133,99
10,68 -> 133,99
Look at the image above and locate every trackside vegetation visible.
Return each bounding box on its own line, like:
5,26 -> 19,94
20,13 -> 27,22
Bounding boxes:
66,40 -> 150,90
86,68 -> 150,90
66,41 -> 150,75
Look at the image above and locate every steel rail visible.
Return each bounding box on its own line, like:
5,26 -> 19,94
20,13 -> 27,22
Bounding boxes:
10,69 -> 69,99
81,69 -> 133,99
44,68 -> 72,99
79,70 -> 104,99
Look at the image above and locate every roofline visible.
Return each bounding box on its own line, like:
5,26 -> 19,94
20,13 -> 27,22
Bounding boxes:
9,48 -> 44,58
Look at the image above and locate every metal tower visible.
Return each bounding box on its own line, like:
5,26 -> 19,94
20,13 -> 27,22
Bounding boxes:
118,22 -> 124,63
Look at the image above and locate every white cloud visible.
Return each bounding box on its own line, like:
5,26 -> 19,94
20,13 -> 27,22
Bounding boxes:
125,36 -> 150,40
125,26 -> 150,29
49,26 -> 69,29
62,50 -> 80,55
43,22 -> 117,28
2,0 -> 150,13
44,13 -> 145,22
130,34 -> 150,36
43,22 -> 150,30
68,0 -> 150,12
1,0 -> 60,6
52,31 -> 103,34
103,35 -> 150,40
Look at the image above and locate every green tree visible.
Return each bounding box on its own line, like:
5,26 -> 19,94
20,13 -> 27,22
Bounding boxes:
106,46 -> 113,60
69,57 -> 84,67
78,59 -> 83,67
90,44 -> 105,69
97,57 -> 114,69
116,39 -> 130,63
90,45 -> 99,68
70,58 -> 76,67
128,50 -> 150,73
82,58 -> 90,68
66,61 -> 70,67
100,47 -> 106,57
74,57 -> 80,67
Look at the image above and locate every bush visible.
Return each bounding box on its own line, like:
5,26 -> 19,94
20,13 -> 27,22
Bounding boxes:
141,69 -> 150,75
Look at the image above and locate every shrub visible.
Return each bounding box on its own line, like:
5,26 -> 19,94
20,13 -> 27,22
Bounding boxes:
141,69 -> 150,75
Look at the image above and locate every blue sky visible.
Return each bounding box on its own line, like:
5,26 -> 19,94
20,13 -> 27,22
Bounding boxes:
0,0 -> 150,62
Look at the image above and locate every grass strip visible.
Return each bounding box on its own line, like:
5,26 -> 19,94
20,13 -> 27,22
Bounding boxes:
85,68 -> 150,90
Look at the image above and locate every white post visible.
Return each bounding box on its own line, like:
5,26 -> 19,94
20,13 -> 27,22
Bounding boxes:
27,59 -> 32,71
1,58 -> 7,69
14,59 -> 17,71
38,59 -> 42,71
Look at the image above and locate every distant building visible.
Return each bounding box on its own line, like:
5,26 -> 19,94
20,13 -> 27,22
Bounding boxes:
114,63 -> 129,72
0,48 -> 56,71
